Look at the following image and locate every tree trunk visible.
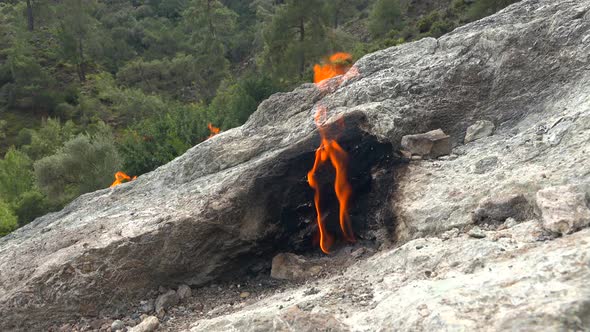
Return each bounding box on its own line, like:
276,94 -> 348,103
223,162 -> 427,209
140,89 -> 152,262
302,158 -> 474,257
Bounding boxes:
299,18 -> 305,78
207,0 -> 215,37
78,37 -> 86,82
26,0 -> 34,31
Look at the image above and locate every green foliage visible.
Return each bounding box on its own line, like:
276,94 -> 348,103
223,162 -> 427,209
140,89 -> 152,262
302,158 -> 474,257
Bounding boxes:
417,10 -> 440,33
467,0 -> 520,20
209,74 -> 281,129
12,190 -> 53,226
368,0 -> 403,38
118,103 -> 206,175
34,127 -> 121,204
263,0 -> 332,82
22,118 -> 77,160
0,147 -> 33,204
0,199 -> 18,237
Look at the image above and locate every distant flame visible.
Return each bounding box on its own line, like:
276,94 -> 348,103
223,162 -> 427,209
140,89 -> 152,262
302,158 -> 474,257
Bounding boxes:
208,123 -> 220,138
313,52 -> 353,84
307,106 -> 355,254
110,171 -> 137,188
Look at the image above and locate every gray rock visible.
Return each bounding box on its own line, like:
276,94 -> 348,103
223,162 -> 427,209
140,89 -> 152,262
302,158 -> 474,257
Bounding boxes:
464,120 -> 495,143
190,225 -> 590,332
270,253 -> 322,281
177,285 -> 192,301
1,0 -> 590,329
468,226 -> 486,239
401,129 -> 451,158
154,290 -> 179,315
473,156 -> 498,174
139,299 -> 154,314
536,185 -> 590,234
128,316 -> 159,332
472,193 -> 534,224
111,320 -> 125,331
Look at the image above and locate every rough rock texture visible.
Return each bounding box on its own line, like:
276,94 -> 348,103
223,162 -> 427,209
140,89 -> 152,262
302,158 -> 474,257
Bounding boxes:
155,290 -> 179,315
1,0 -> 590,330
177,285 -> 192,301
129,316 -> 159,332
189,223 -> 590,332
537,185 -> 590,234
464,120 -> 495,142
270,253 -> 323,281
401,129 -> 451,158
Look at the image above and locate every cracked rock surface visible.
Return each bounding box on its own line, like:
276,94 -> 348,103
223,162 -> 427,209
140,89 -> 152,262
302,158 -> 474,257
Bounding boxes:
1,0 -> 590,330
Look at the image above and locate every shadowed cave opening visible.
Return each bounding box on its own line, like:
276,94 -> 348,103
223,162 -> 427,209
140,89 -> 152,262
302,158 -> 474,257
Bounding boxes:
223,120 -> 406,278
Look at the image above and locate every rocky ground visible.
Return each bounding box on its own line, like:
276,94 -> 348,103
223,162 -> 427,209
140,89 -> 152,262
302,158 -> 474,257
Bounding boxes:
2,0 -> 590,331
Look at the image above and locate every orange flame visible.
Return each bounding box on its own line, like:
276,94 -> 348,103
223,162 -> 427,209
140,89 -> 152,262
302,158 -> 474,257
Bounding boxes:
307,106 -> 355,254
208,123 -> 220,138
110,171 -> 137,188
313,52 -> 353,84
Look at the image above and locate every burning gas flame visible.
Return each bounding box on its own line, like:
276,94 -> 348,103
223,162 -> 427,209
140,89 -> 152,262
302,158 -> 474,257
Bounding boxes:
110,171 -> 137,188
208,123 -> 220,138
308,52 -> 357,254
307,106 -> 355,254
313,52 -> 353,84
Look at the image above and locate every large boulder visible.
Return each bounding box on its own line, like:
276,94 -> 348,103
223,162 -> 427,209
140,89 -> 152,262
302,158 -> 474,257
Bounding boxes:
1,0 -> 590,330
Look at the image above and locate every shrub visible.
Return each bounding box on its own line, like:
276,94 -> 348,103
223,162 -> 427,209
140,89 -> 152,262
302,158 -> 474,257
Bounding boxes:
0,199 -> 17,237
0,147 -> 33,204
34,128 -> 121,204
417,11 -> 440,33
12,190 -> 54,227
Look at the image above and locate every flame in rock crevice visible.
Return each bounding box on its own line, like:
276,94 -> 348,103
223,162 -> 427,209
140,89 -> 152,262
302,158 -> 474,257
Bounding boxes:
313,52 -> 353,84
110,171 -> 137,188
307,106 -> 355,254
208,123 -> 220,138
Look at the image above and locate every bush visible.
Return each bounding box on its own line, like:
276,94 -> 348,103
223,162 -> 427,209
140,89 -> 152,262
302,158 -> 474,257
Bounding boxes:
34,128 -> 122,204
209,74 -> 281,129
467,0 -> 520,20
0,199 -> 17,237
0,147 -> 33,204
22,118 -> 78,160
12,190 -> 54,226
118,103 -> 207,175
417,11 -> 440,33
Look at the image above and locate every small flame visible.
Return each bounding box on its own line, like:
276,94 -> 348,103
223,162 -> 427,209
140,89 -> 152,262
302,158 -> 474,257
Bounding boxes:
208,123 -> 220,138
110,171 -> 137,188
307,106 -> 355,254
313,52 -> 353,84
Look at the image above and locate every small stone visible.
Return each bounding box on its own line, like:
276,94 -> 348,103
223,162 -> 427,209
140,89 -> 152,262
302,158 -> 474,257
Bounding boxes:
239,291 -> 251,298
468,226 -> 486,239
111,320 -> 125,331
504,217 -> 518,228
128,316 -> 159,332
351,247 -> 367,258
464,120 -> 495,143
194,303 -> 204,311
401,129 -> 451,159
155,290 -> 179,315
139,299 -> 154,313
271,253 -> 322,281
473,156 -> 499,174
177,284 -> 192,301
536,185 -> 590,234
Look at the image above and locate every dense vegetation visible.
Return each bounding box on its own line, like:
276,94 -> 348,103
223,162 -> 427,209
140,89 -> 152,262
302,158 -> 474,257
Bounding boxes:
0,0 -> 519,234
